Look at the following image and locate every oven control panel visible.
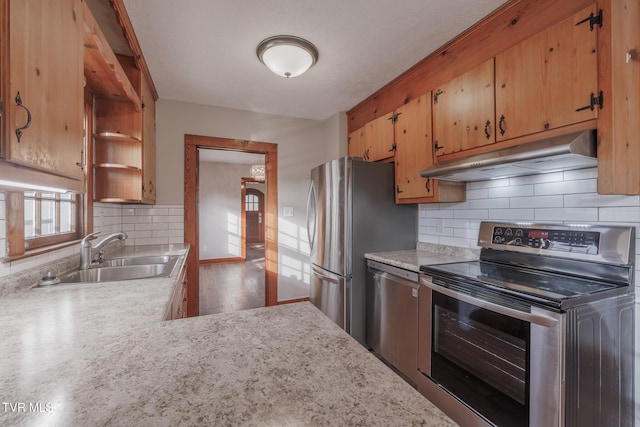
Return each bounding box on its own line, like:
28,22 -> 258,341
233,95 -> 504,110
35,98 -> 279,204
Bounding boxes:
491,226 -> 600,254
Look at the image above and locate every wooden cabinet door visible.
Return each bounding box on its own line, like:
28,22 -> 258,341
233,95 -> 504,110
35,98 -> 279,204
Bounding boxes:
395,94 -> 434,200
364,112 -> 395,162
348,126 -> 366,159
432,58 -> 495,158
141,76 -> 156,203
495,5 -> 598,141
5,0 -> 84,180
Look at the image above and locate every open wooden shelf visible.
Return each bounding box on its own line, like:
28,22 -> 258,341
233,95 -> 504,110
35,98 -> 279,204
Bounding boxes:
94,167 -> 142,201
95,132 -> 141,144
94,132 -> 142,170
93,163 -> 142,171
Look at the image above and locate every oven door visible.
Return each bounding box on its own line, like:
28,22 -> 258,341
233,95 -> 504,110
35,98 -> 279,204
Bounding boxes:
418,276 -> 565,427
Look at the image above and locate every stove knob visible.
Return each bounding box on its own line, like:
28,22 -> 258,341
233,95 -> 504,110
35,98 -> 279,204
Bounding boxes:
505,228 -> 513,236
515,229 -> 523,237
515,237 -> 522,245
494,236 -> 503,243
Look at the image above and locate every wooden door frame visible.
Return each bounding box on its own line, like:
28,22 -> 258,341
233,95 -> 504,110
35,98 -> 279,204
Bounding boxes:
184,134 -> 278,316
241,178 -> 265,254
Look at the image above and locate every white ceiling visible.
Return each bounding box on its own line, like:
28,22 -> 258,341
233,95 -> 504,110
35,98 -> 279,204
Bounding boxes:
122,0 -> 509,121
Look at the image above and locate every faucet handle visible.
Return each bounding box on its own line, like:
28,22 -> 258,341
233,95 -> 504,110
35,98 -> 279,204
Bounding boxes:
81,231 -> 100,247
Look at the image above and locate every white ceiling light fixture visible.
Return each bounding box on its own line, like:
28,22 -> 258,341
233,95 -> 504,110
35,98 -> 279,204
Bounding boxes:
256,35 -> 318,78
250,164 -> 266,181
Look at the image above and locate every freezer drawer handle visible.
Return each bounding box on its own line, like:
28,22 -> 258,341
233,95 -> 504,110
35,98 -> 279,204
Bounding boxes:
312,265 -> 341,283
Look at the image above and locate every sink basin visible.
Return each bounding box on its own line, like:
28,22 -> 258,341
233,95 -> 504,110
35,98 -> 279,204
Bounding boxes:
97,255 -> 179,268
57,264 -> 170,283
48,255 -> 180,285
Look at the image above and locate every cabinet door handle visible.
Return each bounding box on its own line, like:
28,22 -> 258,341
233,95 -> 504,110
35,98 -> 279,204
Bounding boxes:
425,179 -> 431,193
15,92 -> 32,142
76,150 -> 85,170
498,115 -> 506,136
433,89 -> 443,104
396,185 -> 403,194
484,120 -> 491,140
434,141 -> 443,152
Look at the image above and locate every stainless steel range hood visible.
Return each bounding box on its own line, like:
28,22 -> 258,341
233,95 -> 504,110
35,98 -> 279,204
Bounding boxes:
421,130 -> 597,182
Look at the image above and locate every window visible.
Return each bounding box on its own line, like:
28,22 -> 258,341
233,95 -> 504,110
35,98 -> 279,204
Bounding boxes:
245,194 -> 259,212
23,192 -> 80,251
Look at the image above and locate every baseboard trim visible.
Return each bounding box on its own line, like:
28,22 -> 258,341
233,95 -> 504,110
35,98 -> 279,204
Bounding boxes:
199,257 -> 244,264
277,297 -> 310,305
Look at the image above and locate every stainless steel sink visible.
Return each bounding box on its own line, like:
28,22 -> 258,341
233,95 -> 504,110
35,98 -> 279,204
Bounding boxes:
57,264 -> 169,283
47,255 -> 180,285
97,255 -> 179,268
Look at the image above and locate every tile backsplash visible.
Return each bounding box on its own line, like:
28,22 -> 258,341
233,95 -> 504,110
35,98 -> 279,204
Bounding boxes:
94,203 -> 184,246
418,167 -> 640,286
0,202 -> 184,279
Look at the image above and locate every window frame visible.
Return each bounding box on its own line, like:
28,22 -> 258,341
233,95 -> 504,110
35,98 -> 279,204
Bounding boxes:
5,191 -> 84,259
23,191 -> 81,251
245,193 -> 259,212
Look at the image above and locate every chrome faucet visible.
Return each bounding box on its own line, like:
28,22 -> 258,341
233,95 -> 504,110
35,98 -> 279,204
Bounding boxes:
80,232 -> 128,269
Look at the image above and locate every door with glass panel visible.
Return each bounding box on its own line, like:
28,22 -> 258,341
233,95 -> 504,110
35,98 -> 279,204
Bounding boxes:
245,189 -> 264,243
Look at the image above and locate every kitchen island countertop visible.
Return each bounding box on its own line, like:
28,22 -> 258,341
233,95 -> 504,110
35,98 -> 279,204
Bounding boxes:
0,253 -> 456,426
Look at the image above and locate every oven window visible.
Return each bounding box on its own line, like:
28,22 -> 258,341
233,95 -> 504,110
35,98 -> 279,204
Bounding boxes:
431,291 -> 530,426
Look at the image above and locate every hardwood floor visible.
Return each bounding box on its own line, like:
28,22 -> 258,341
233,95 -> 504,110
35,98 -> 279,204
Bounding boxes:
199,243 -> 265,315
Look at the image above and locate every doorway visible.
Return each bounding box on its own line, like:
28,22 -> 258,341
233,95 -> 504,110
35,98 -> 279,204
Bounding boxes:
244,185 -> 265,245
184,134 -> 278,317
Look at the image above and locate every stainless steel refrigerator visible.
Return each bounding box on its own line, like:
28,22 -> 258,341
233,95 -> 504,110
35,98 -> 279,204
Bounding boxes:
306,157 -> 417,345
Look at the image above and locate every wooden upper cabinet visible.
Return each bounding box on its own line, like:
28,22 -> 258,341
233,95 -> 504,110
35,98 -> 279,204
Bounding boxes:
2,0 -> 85,184
394,93 -> 466,204
432,58 -> 496,158
348,126 -> 366,159
141,75 -> 156,203
495,5 -> 598,141
597,0 -> 640,195
395,94 -> 434,200
363,112 -> 395,162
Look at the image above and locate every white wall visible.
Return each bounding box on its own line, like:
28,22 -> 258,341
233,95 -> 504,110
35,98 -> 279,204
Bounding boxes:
198,162 -> 251,260
156,99 -> 339,300
323,112 -> 348,160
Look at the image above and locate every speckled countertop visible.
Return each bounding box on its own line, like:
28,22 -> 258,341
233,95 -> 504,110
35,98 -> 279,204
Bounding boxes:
365,242 -> 480,272
0,246 -> 456,426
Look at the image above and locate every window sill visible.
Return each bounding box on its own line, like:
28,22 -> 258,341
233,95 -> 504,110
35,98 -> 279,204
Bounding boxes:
4,239 -> 81,263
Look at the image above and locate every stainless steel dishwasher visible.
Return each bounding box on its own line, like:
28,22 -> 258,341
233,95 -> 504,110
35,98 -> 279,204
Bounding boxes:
366,259 -> 419,384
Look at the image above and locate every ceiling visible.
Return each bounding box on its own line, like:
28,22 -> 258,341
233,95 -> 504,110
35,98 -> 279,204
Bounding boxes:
121,0 -> 509,121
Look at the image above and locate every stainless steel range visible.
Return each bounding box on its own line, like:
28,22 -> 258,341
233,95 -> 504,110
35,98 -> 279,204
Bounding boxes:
418,221 -> 635,427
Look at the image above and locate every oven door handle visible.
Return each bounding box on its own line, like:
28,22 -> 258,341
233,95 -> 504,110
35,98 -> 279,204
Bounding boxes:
421,278 -> 559,327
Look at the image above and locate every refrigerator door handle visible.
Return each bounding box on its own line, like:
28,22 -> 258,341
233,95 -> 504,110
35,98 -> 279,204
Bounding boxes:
306,180 -> 317,252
